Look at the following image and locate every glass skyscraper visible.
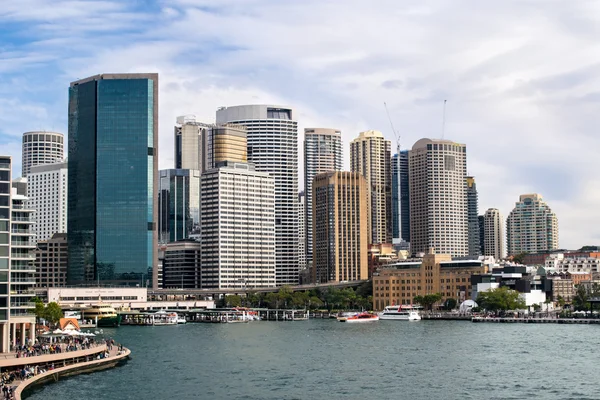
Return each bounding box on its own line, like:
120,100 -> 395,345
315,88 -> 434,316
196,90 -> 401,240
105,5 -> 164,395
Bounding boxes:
67,73 -> 158,286
391,150 -> 410,244
158,169 -> 201,243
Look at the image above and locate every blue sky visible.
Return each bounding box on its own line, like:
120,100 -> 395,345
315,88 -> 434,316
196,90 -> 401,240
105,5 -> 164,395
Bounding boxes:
1,0 -> 600,248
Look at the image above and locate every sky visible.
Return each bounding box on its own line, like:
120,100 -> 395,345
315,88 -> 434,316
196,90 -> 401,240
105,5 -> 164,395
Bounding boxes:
1,0 -> 599,249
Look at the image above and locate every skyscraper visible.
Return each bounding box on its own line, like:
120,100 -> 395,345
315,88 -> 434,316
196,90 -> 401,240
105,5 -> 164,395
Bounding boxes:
67,73 -> 158,287
506,194 -> 559,256
158,169 -> 201,243
0,156 -> 37,351
216,105 -> 298,285
174,115 -> 247,172
298,192 -> 306,271
200,161 -> 275,289
409,138 -> 468,256
304,128 -> 342,268
350,130 -> 392,245
466,176 -> 480,257
478,215 -> 485,255
27,160 -> 68,244
483,208 -> 504,260
391,150 -> 410,244
21,131 -> 64,177
313,171 -> 368,283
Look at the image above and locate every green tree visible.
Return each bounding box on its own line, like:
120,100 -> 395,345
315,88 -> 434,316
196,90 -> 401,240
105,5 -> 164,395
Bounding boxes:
308,296 -> 324,310
572,285 -> 589,311
476,287 -> 526,312
43,302 -> 64,325
512,252 -> 528,264
225,295 -> 242,307
557,296 -> 566,309
444,298 -> 458,310
30,297 -> 45,320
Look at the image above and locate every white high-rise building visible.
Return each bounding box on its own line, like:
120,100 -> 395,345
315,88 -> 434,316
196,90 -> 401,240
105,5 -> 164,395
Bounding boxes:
298,192 -> 306,270
350,130 -> 392,245
200,161 -> 275,289
409,138 -> 468,256
506,193 -> 559,256
27,161 -> 68,244
304,128 -> 342,269
216,105 -> 298,285
483,208 -> 504,260
21,131 -> 64,177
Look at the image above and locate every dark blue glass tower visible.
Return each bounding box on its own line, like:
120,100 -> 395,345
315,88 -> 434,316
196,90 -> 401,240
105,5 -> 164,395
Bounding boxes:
68,74 -> 158,286
391,150 -> 410,243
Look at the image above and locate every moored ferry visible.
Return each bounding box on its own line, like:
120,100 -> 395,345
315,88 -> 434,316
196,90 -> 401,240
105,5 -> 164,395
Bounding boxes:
339,312 -> 379,323
83,304 -> 122,327
378,305 -> 421,321
152,310 -> 178,326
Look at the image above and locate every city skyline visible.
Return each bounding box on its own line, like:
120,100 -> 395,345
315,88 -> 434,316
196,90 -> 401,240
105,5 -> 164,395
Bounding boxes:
1,1 -> 599,248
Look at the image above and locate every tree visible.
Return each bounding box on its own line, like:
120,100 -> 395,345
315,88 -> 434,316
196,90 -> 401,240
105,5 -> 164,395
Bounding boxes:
572,285 -> 589,311
414,294 -> 442,310
476,287 -> 525,312
557,296 -> 566,309
44,302 -> 64,325
512,252 -> 528,264
225,295 -> 242,308
444,298 -> 458,310
308,296 -> 324,310
30,297 -> 45,320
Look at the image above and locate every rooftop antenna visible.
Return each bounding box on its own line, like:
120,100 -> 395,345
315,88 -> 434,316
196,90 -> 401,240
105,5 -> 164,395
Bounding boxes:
441,99 -> 447,139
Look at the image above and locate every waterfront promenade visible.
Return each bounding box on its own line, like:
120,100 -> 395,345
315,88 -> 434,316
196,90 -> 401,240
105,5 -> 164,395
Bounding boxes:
0,342 -> 129,399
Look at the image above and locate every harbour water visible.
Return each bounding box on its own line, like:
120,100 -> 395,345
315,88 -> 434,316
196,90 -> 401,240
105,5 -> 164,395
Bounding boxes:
26,320 -> 600,399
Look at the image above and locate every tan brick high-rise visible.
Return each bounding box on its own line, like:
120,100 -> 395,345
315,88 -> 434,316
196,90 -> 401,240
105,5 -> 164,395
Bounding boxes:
312,172 -> 368,283
350,130 -> 391,245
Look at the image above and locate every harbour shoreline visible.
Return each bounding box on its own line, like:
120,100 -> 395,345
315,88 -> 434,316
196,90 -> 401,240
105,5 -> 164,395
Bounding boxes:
11,346 -> 130,400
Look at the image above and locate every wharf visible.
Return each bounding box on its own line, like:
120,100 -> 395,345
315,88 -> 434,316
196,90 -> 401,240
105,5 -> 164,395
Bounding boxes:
421,314 -> 471,321
472,317 -> 600,324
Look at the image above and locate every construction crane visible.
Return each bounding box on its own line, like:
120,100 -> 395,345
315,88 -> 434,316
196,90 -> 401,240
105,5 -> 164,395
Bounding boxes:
383,102 -> 400,156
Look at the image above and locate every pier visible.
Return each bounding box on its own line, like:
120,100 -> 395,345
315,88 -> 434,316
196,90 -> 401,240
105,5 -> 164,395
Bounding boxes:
472,317 -> 600,324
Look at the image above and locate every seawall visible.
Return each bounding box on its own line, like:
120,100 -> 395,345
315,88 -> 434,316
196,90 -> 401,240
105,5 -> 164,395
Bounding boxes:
15,347 -> 130,400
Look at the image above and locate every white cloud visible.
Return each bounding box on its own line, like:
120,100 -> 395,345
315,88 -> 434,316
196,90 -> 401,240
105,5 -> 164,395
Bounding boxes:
1,0 -> 599,248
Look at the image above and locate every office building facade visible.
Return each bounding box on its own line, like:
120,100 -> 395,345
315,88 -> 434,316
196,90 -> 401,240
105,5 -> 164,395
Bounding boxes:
21,131 -> 64,177
313,171 -> 368,283
409,138 -> 468,256
174,115 -> 247,172
162,240 -> 201,289
158,169 -> 201,243
34,233 -> 68,288
216,105 -> 298,285
68,73 -> 158,287
507,194 -> 559,256
304,128 -> 343,268
200,161 -> 275,289
27,161 -> 68,244
392,150 -> 410,244
0,156 -> 37,351
466,177 -> 480,257
483,208 -> 504,260
350,130 -> 392,245
298,192 -> 306,271
372,252 -> 485,310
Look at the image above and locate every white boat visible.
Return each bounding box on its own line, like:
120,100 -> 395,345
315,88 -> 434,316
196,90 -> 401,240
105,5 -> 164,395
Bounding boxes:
378,305 -> 422,321
177,315 -> 187,324
340,312 -> 379,323
152,310 -> 178,326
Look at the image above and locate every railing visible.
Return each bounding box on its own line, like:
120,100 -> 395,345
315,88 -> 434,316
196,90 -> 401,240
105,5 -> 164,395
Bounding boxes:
0,163 -> 10,169
11,217 -> 34,222
10,290 -> 36,295
10,229 -> 30,234
10,302 -> 35,308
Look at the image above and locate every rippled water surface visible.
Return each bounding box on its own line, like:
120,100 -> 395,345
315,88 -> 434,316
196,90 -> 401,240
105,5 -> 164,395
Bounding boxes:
25,320 -> 600,399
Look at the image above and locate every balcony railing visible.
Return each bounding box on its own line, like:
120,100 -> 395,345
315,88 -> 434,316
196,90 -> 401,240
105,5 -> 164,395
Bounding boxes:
10,265 -> 36,271
11,217 -> 34,222
10,228 -> 30,234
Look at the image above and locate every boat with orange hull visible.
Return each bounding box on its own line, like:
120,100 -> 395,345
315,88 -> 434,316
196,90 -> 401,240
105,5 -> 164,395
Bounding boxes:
338,312 -> 379,323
